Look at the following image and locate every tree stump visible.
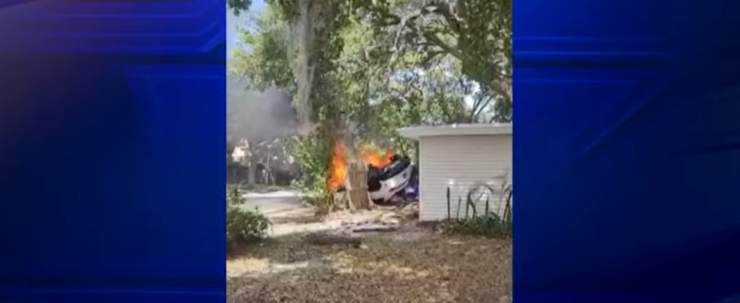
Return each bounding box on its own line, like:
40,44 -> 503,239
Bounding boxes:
347,162 -> 372,210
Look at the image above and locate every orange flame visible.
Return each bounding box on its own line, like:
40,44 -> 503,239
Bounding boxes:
359,145 -> 394,168
327,141 -> 349,192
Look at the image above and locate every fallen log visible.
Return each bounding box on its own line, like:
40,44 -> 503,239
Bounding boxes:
352,224 -> 398,233
304,232 -> 362,248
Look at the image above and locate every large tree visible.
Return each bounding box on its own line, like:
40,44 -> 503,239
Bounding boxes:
228,0 -> 512,196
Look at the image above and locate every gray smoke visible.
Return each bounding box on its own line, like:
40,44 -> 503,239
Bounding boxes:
227,76 -> 297,143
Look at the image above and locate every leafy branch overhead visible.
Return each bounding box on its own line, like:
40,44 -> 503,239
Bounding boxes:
364,0 -> 512,105
228,0 -> 251,15
229,0 -> 512,126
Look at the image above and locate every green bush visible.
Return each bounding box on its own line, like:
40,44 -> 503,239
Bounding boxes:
226,186 -> 270,246
227,205 -> 271,244
289,135 -> 331,203
228,186 -> 245,205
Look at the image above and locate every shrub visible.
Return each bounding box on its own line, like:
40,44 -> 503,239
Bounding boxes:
228,186 -> 246,205
227,205 -> 271,245
226,186 -> 270,246
441,212 -> 512,237
289,135 -> 330,200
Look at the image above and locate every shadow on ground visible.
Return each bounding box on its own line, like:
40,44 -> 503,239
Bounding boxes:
227,199 -> 512,303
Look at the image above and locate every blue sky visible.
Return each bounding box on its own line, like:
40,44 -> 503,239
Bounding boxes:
227,0 -> 266,58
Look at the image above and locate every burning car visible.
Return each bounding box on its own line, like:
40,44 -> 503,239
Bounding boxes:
326,142 -> 418,205
366,154 -> 418,203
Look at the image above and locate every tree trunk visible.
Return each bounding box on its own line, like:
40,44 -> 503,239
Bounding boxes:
247,152 -> 256,186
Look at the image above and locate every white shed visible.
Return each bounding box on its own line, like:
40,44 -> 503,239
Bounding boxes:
399,124 -> 512,221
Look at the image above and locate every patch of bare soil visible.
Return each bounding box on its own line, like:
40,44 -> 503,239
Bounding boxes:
227,202 -> 512,303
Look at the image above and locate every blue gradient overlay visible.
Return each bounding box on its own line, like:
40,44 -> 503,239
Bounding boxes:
3,0 -> 740,302
515,1 -> 740,302
0,0 -> 225,302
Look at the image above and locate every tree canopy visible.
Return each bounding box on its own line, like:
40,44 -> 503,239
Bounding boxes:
229,0 -> 511,127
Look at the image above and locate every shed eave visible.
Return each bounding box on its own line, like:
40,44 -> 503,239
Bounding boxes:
398,123 -> 512,140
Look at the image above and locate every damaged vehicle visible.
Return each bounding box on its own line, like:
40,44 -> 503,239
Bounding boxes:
367,154 -> 418,203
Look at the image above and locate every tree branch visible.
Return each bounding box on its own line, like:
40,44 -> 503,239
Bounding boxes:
472,95 -> 494,120
420,30 -> 463,60
423,0 -> 463,34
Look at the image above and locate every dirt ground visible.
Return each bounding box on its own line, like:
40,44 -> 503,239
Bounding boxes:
228,197 -> 512,303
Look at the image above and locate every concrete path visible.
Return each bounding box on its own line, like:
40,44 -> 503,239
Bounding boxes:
239,190 -> 322,237
240,190 -> 308,216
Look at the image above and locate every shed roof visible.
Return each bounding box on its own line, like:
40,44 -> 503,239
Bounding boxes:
398,123 -> 512,140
